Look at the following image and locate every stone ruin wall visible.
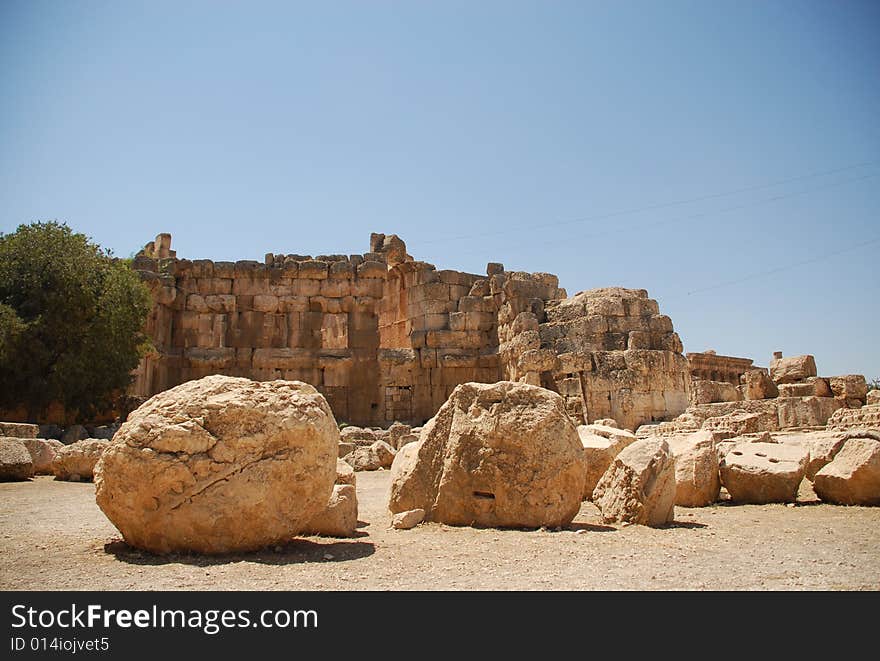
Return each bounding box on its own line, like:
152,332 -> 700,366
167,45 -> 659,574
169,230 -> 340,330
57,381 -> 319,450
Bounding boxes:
131,233 -> 692,430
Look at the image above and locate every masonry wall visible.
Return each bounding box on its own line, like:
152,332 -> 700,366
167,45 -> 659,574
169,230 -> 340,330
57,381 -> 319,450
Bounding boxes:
131,233 -> 692,429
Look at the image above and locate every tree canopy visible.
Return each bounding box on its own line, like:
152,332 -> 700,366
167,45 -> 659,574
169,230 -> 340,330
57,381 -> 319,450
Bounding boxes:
0,222 -> 151,421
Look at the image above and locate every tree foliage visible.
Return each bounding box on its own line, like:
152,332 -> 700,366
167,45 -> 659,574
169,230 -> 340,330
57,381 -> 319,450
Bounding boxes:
0,222 -> 151,420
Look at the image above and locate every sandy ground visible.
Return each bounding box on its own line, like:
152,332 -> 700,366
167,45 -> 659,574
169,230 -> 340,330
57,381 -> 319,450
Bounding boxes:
1,471 -> 879,591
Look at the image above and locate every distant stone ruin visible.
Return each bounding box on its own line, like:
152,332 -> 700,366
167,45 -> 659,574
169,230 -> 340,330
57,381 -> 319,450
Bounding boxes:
129,233 -> 691,430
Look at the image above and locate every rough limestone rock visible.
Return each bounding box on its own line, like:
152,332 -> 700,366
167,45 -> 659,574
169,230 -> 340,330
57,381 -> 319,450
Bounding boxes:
773,430 -> 848,479
392,509 -> 425,530
592,418 -> 619,429
339,426 -> 379,447
344,440 -> 396,471
667,430 -> 720,507
702,410 -> 778,435
52,439 -> 108,481
335,458 -> 356,486
303,484 -> 358,537
592,438 -> 676,527
388,381 -> 586,528
0,438 -> 34,481
719,442 -> 809,504
826,404 -> 880,431
691,380 -> 742,405
867,390 -> 880,406
21,438 -> 64,474
769,355 -> 817,384
387,421 -> 413,449
743,369 -> 778,400
828,375 -> 868,405
0,422 -> 39,439
338,441 -> 356,458
578,425 -> 637,500
95,375 -> 338,554
812,431 -> 880,505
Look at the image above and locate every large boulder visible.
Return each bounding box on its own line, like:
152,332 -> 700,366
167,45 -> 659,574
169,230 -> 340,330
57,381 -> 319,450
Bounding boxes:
386,422 -> 413,450
52,439 -> 108,481
742,369 -> 778,400
867,390 -> 880,406
343,440 -> 396,471
578,425 -> 637,500
388,381 -> 586,529
812,431 -> 880,505
773,430 -> 848,479
303,484 -> 358,537
667,430 -> 720,507
719,442 -> 809,503
339,426 -> 379,447
828,375 -> 868,406
0,422 -> 39,438
0,438 -> 34,481
21,438 -> 64,474
95,375 -> 338,554
592,438 -> 676,526
769,355 -> 817,384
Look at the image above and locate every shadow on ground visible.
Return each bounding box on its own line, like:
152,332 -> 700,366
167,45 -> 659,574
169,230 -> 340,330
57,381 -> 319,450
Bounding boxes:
104,536 -> 375,566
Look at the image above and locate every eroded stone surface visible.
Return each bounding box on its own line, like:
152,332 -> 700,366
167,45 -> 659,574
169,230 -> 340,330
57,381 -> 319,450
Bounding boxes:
95,375 -> 338,554
592,438 -> 676,526
52,439 -> 108,481
388,381 -> 585,528
719,442 -> 808,504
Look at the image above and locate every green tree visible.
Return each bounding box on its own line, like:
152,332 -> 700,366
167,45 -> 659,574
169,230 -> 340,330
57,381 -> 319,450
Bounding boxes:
0,222 -> 152,421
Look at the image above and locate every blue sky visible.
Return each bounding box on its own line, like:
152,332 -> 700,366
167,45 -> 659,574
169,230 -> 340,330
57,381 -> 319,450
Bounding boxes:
2,1 -> 878,379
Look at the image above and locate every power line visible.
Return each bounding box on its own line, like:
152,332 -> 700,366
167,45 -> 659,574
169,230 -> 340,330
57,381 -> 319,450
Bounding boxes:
420,159 -> 879,245
686,235 -> 880,296
447,169 -> 880,259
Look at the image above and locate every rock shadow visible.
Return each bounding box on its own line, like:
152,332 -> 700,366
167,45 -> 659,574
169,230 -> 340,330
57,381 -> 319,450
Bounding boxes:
667,520 -> 708,529
567,522 -> 617,533
103,537 -> 375,566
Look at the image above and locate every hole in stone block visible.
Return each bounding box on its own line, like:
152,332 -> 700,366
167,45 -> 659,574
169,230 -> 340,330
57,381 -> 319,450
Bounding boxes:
473,491 -> 495,500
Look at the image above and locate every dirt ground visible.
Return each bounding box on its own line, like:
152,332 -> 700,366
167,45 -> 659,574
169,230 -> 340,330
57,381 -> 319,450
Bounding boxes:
1,471 -> 878,591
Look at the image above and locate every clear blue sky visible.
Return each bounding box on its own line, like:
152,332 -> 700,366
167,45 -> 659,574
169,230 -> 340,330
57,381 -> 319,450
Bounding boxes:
2,1 -> 878,379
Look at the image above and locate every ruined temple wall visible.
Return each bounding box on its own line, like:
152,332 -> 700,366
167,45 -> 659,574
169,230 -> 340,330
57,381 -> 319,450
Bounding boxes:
132,237 -> 504,426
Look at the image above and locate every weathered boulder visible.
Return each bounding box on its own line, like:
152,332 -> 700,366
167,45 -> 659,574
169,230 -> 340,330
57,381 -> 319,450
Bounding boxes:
702,410 -> 777,435
719,442 -> 809,504
335,458 -> 356,486
867,390 -> 880,406
592,438 -> 676,526
344,440 -> 396,471
691,380 -> 742,405
773,430 -> 848,479
828,375 -> 868,405
592,418 -> 619,428
52,439 -> 108,481
775,396 -> 842,429
392,508 -> 425,530
303,484 -> 358,537
769,355 -> 817,384
812,431 -> 880,505
0,422 -> 39,439
338,441 -> 356,457
743,369 -> 778,400
667,430 -> 720,507
21,438 -> 64,474
95,375 -> 338,554
0,438 -> 34,481
578,425 -> 637,500
388,381 -> 585,528
386,422 -> 413,450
